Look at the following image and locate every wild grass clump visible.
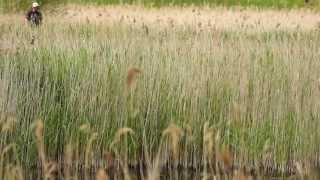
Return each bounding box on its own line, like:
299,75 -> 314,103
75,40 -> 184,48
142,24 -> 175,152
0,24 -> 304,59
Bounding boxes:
0,18 -> 320,179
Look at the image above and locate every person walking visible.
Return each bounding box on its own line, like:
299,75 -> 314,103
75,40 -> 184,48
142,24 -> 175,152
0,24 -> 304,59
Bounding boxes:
25,2 -> 43,26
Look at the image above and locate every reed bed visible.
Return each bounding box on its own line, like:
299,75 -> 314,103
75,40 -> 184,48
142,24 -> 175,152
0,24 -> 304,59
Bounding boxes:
0,11 -> 320,179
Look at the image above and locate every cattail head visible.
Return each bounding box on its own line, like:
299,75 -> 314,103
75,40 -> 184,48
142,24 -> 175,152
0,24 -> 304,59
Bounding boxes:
126,67 -> 141,90
219,146 -> 233,171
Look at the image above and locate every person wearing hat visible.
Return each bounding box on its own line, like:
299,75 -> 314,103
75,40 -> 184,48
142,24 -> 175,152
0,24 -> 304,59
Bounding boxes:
25,2 -> 43,26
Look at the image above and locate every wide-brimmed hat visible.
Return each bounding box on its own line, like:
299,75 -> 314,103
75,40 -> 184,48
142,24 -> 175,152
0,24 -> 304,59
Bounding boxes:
32,2 -> 40,8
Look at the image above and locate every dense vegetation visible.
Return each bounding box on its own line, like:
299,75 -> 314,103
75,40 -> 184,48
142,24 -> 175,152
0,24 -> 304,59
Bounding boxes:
1,17 -> 320,179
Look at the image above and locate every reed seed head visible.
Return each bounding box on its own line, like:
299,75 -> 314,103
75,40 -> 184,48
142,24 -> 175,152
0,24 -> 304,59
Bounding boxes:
162,123 -> 184,160
126,67 -> 141,89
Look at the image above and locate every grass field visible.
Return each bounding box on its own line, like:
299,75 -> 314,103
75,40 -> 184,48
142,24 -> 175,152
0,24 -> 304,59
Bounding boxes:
1,5 -> 320,179
1,0 -> 320,12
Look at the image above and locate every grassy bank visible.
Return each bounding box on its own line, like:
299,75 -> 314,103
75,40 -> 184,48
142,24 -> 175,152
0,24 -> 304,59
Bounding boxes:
1,17 -> 320,178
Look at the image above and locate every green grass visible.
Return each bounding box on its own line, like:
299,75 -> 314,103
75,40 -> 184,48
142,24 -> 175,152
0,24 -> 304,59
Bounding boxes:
1,0 -> 319,12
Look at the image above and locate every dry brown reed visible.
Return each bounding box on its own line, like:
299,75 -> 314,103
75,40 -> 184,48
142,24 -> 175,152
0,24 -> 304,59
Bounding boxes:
85,132 -> 98,179
218,146 -> 233,172
3,165 -> 24,180
162,123 -> 184,161
64,144 -> 73,180
111,127 -> 135,147
126,67 -> 141,90
34,120 -> 57,180
110,127 -> 135,180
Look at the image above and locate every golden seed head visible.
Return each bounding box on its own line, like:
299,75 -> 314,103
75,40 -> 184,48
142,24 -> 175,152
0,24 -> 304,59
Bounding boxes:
111,127 -> 135,147
96,169 -> 109,180
162,123 -> 184,160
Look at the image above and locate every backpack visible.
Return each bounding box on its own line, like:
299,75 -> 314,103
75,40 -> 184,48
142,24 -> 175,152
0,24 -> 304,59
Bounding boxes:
30,12 -> 41,26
